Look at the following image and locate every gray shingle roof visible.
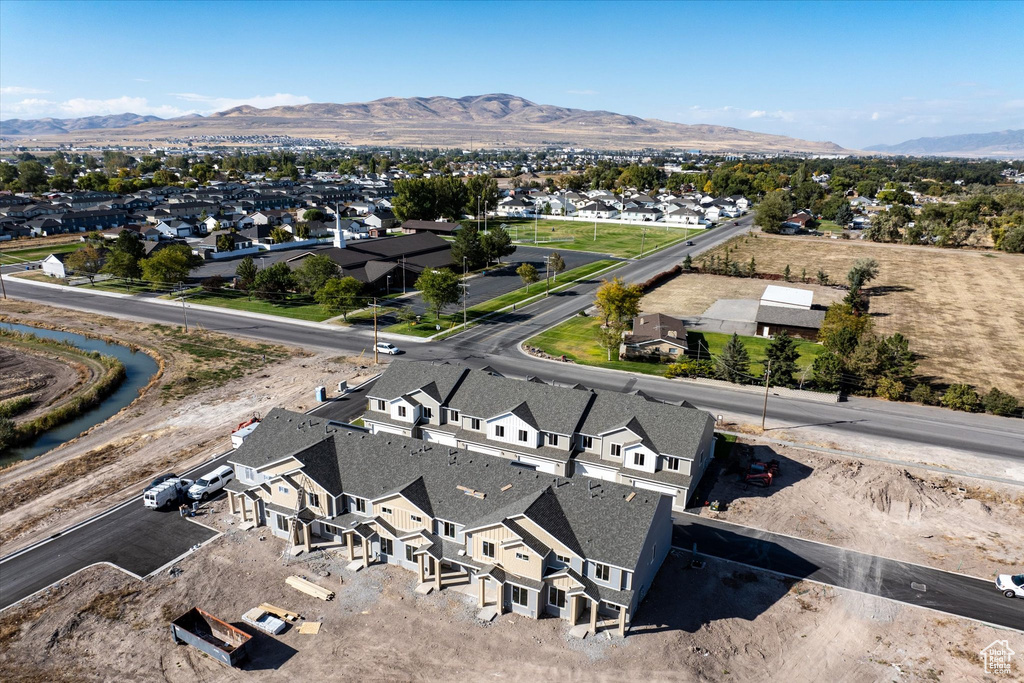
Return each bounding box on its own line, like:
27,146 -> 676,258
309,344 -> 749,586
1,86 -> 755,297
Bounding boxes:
754,304 -> 826,330
578,390 -> 713,459
367,360 -> 468,405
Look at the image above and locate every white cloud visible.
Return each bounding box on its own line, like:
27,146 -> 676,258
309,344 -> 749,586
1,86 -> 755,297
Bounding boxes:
748,110 -> 767,118
566,89 -> 599,96
0,86 -> 50,95
169,92 -> 313,111
871,112 -> 880,120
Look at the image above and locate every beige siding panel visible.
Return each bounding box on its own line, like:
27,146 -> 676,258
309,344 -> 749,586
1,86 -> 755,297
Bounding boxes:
373,494 -> 431,533
260,458 -> 302,477
513,518 -> 577,559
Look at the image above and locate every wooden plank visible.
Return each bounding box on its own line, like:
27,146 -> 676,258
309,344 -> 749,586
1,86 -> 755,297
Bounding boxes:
625,492 -> 636,502
297,621 -> 322,635
258,603 -> 300,621
500,484 -> 513,492
456,485 -> 472,492
286,576 -> 335,601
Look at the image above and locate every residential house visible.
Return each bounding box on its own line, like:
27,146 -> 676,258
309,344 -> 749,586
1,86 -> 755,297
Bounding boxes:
754,285 -> 826,339
620,313 -> 688,361
399,220 -> 461,236
40,252 -> 70,278
154,219 -> 196,239
619,207 -> 662,222
225,408 -> 673,636
576,202 -> 618,220
197,230 -> 254,254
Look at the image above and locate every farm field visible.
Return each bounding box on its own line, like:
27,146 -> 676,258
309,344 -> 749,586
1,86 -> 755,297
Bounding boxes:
695,234 -> 1024,393
491,217 -> 699,258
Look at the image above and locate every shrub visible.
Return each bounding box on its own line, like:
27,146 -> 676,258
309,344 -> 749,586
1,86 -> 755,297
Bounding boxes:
941,384 -> 980,412
982,387 -> 1020,417
201,275 -> 225,292
666,358 -> 715,379
875,377 -> 905,401
0,395 -> 33,419
910,384 -> 939,405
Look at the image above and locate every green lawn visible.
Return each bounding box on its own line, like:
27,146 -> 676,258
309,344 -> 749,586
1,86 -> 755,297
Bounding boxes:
0,242 -> 82,265
380,259 -> 621,337
817,220 -> 844,234
182,290 -> 334,322
489,218 -> 698,259
527,316 -> 825,380
79,278 -> 169,295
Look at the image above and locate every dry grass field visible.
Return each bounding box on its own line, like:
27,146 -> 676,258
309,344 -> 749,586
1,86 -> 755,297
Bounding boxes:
641,272 -> 844,319
693,234 -> 1024,393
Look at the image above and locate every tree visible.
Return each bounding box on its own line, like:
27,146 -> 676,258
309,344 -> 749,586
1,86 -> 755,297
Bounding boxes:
141,244 -> 199,285
746,256 -> 756,278
715,333 -> 751,383
201,275 -> 225,292
416,268 -> 461,319
683,254 -> 693,271
754,190 -> 793,233
294,254 -> 340,294
846,258 -> 880,290
451,224 -> 486,270
0,417 -> 15,452
910,384 -> 939,405
303,208 -> 325,222
481,225 -> 516,264
764,331 -> 799,387
464,174 -> 500,216
834,202 -> 854,227
941,384 -> 980,412
216,233 -> 235,253
235,256 -> 258,293
16,160 -> 47,193
598,322 -> 626,361
516,263 -> 539,292
820,303 -> 872,358
548,252 -> 566,282
876,332 -> 916,385
593,277 -> 643,328
101,230 -> 145,283
270,226 -> 293,244
64,245 -> 105,284
315,276 -> 363,320
811,353 -> 843,391
253,261 -> 294,300
875,377 -> 906,401
982,388 -> 1019,416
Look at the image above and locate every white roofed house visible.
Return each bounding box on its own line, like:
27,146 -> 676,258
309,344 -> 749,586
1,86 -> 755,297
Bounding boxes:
755,285 -> 826,340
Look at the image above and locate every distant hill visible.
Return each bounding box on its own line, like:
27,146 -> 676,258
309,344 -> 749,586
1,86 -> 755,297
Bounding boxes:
0,113 -> 164,136
0,94 -> 848,154
865,129 -> 1024,158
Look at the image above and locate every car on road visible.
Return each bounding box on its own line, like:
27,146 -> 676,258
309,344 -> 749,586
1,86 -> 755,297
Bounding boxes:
996,573 -> 1024,598
144,477 -> 193,510
685,240 -> 695,246
187,465 -> 235,501
147,473 -> 178,490
375,342 -> 402,355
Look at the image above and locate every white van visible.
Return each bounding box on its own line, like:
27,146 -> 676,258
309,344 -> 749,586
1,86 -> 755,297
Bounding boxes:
188,465 -> 235,501
143,478 -> 193,510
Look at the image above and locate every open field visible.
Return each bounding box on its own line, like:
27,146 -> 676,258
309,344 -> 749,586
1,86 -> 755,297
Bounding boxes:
0,241 -> 81,266
0,500 -> 1011,682
0,301 -> 372,554
0,343 -> 89,423
698,234 -> 1024,392
699,438 -> 1024,578
527,315 -> 825,379
179,289 -> 333,322
495,218 -> 698,258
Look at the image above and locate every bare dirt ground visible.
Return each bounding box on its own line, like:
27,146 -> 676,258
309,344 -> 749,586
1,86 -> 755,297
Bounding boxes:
0,343 -> 92,422
698,234 -> 1024,393
640,272 -> 844,319
0,502 -> 1014,682
698,439 -> 1024,578
0,301 -> 374,554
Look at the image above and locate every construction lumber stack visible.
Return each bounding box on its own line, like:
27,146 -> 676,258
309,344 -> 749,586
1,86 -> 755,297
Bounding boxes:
286,575 -> 335,601
258,603 -> 301,622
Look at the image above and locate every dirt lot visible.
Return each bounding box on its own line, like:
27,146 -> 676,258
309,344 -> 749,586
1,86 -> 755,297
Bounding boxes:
699,439 -> 1024,578
0,343 -> 92,423
0,301 -> 374,554
640,272 -> 844,320
0,502 -> 1015,682
693,234 -> 1024,393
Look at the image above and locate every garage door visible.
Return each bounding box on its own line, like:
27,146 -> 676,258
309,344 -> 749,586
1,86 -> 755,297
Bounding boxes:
632,479 -> 682,509
466,443 -> 501,457
518,455 -> 558,474
574,462 -> 617,482
422,430 -> 458,446
372,424 -> 405,436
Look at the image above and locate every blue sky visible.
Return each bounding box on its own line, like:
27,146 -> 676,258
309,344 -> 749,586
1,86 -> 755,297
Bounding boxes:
1,1 -> 1022,148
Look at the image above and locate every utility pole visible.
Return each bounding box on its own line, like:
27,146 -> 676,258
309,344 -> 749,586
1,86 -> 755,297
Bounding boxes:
594,217 -> 597,242
372,297 -> 379,364
462,257 -> 468,329
640,224 -> 647,257
545,254 -> 550,296
761,359 -> 772,430
0,267 -> 6,300
179,284 -> 189,333
402,255 -> 407,293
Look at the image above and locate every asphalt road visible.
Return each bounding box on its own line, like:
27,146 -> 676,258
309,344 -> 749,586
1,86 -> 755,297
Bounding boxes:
673,515 -> 1024,632
0,390 -> 369,611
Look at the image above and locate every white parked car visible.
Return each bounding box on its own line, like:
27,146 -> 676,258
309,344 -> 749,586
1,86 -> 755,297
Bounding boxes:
187,465 -> 235,501
995,573 -> 1024,598
375,342 -> 402,355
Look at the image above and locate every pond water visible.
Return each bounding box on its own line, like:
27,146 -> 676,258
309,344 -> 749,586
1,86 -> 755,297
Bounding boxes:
1,322 -> 159,464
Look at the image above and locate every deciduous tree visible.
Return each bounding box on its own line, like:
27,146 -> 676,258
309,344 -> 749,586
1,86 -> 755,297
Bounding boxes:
416,268 -> 461,319
141,244 -> 200,285
315,276 -> 363,320
516,262 -> 539,292
294,254 -> 339,294
593,277 -> 642,327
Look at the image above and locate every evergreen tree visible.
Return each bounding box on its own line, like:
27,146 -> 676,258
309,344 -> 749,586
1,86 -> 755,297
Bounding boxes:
765,331 -> 800,387
715,333 -> 751,383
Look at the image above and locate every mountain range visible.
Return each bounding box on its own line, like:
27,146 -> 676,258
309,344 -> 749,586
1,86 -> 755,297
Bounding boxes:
865,129 -> 1024,158
0,94 -> 847,154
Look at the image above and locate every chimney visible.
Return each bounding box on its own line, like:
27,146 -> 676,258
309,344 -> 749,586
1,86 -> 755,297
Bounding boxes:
333,204 -> 346,249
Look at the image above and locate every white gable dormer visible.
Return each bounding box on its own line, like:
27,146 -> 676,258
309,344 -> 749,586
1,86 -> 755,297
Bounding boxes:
623,442 -> 657,474
486,412 -> 539,448
389,396 -> 420,423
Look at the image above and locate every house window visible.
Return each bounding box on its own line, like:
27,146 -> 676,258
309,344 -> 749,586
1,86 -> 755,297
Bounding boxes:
548,587 -> 566,608
376,399 -> 386,411
516,551 -> 530,562
308,493 -> 320,508
405,545 -> 415,562
449,409 -> 460,422
278,485 -> 289,494
398,406 -> 407,418
471,418 -> 481,430
423,407 -> 432,419
381,506 -> 392,515
610,444 -> 622,457
556,554 -> 570,565
669,347 -> 678,354
633,452 -> 645,467
511,585 -> 528,607
594,563 -> 610,582
411,514 -> 422,523
354,497 -> 366,514
481,541 -> 495,559
440,521 -> 456,538
581,436 -> 593,450
495,425 -> 505,438
275,515 -> 289,532
518,429 -> 528,442
243,467 -> 254,481
380,538 -> 393,556
547,433 -> 559,447
665,457 -> 680,471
